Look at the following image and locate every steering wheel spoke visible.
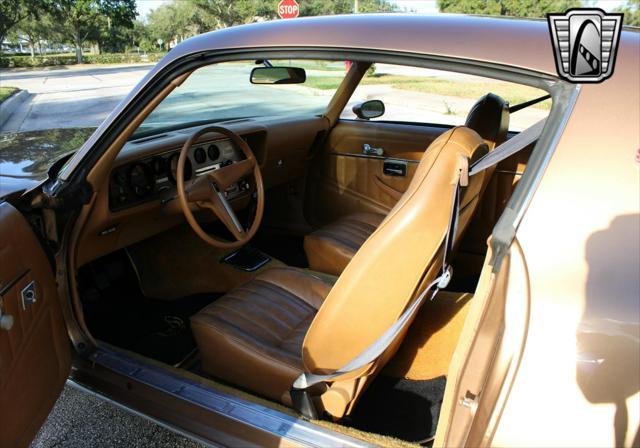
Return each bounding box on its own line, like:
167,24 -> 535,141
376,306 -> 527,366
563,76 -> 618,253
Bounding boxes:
208,157 -> 255,190
184,175 -> 211,203
202,185 -> 245,241
176,125 -> 264,249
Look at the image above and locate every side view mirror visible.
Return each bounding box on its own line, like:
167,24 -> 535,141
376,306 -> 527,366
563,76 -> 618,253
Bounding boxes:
250,66 -> 306,84
352,100 -> 385,120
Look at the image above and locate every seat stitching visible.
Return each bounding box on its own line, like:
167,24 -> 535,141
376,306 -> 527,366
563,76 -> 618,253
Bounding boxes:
253,273 -> 332,310
332,220 -> 376,239
192,320 -> 303,372
205,302 -> 286,341
332,222 -> 375,242
230,284 -> 311,321
216,293 -> 300,336
276,315 -> 314,352
311,231 -> 363,252
341,218 -> 379,232
247,280 -> 317,314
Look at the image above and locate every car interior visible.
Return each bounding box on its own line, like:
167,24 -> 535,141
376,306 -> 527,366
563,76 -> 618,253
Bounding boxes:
69,58 -> 549,445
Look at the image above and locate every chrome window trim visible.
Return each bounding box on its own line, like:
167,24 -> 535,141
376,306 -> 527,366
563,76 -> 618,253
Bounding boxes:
489,82 -> 580,271
331,151 -> 420,164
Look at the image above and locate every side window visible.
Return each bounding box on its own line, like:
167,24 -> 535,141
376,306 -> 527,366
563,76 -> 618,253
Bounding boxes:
341,64 -> 551,131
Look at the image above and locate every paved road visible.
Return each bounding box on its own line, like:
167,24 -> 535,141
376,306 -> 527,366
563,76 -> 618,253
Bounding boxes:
1,64 -> 152,132
0,63 -> 335,133
31,384 -> 206,448
1,63 -> 545,134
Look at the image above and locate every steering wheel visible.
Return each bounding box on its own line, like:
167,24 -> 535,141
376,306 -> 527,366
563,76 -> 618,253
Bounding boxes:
176,126 -> 264,249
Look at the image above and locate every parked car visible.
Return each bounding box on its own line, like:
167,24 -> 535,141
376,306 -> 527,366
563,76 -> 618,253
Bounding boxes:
0,14 -> 638,448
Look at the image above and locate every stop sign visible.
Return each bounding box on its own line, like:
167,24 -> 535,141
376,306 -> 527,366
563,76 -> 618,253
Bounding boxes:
278,0 -> 299,19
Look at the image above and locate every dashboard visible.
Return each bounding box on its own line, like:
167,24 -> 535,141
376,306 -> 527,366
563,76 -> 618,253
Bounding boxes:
77,117 -> 329,267
109,138 -> 249,211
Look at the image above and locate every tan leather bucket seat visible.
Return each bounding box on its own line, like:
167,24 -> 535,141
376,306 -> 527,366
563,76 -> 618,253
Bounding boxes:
191,126 -> 489,418
305,93 -> 509,275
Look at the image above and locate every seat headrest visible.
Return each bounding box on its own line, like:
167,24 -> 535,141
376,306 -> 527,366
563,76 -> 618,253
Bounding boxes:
465,93 -> 510,149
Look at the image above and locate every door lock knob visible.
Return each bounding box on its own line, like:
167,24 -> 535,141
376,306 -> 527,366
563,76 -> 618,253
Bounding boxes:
0,310 -> 13,331
363,144 -> 384,156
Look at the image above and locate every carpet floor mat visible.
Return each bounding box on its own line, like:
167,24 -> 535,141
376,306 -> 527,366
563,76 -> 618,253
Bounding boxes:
251,232 -> 309,268
79,250 -> 219,366
345,375 -> 447,443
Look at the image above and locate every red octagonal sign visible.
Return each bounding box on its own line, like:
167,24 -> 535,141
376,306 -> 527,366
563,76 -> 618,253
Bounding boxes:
278,0 -> 299,19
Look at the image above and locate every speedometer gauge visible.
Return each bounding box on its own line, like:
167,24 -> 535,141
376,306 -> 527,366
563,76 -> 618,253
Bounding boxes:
128,163 -> 154,197
169,154 -> 192,184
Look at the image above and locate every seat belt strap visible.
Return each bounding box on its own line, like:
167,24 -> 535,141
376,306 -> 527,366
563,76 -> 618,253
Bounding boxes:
291,120 -> 546,419
469,118 -> 546,176
291,171 -> 462,419
442,166 -> 463,277
291,271 -> 448,418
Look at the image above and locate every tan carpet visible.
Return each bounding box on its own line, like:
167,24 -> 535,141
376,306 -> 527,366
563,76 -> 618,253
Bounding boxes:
384,291 -> 473,380
127,224 -> 286,300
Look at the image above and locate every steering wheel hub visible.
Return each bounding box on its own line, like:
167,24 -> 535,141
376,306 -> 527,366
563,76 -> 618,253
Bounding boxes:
176,126 -> 264,249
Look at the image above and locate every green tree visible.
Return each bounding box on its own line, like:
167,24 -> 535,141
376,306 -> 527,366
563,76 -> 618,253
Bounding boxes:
0,0 -> 46,48
14,14 -> 48,57
188,0 -> 276,29
437,0 -> 583,18
48,0 -> 136,63
147,3 -> 182,49
129,20 -> 155,52
299,0 -> 397,15
617,0 -> 639,26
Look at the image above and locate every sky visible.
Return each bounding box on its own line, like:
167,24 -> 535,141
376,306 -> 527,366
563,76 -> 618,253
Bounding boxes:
135,0 -> 628,20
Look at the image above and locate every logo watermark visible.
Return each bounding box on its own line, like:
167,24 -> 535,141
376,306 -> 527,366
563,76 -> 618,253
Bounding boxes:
547,8 -> 623,83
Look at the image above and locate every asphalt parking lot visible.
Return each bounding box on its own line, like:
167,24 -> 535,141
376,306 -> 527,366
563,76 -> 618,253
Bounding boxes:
1,64 -> 152,132
31,384 -> 206,448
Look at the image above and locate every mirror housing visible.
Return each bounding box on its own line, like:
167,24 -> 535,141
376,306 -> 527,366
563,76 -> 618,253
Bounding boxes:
250,67 -> 306,85
352,100 -> 385,120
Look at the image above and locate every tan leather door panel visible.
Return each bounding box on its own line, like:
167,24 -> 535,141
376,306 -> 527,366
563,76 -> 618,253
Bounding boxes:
308,120 -> 448,223
0,202 -> 70,448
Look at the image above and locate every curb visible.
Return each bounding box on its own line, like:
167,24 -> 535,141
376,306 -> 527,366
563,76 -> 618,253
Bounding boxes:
0,90 -> 29,129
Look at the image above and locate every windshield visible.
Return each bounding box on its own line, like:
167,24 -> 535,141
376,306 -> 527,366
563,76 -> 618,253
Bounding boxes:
132,59 -> 348,139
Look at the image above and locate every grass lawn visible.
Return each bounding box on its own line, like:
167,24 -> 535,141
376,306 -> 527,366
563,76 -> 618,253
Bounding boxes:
0,87 -> 19,103
304,74 -> 551,110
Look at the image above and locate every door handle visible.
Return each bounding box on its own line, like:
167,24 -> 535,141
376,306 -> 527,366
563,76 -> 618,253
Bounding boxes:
363,144 -> 384,156
383,159 -> 408,177
21,281 -> 37,310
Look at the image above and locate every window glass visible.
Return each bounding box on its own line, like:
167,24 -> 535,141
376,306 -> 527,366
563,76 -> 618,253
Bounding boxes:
133,59 -> 347,139
341,64 -> 551,131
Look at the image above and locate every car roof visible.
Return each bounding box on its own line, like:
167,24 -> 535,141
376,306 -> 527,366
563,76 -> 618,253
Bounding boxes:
165,14 -> 558,75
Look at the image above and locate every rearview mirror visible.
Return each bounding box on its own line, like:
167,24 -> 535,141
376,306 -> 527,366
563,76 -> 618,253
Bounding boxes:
250,67 -> 306,84
352,100 -> 385,120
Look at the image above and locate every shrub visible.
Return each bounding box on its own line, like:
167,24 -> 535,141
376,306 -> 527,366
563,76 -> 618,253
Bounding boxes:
82,52 -> 165,64
0,55 -> 77,68
366,63 -> 377,77
0,52 -> 166,68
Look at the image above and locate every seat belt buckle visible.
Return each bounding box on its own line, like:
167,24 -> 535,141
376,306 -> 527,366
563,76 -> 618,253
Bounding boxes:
290,386 -> 319,420
437,265 -> 453,290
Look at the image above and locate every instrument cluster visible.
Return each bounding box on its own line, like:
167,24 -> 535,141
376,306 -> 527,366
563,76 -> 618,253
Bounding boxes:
109,139 -> 243,211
